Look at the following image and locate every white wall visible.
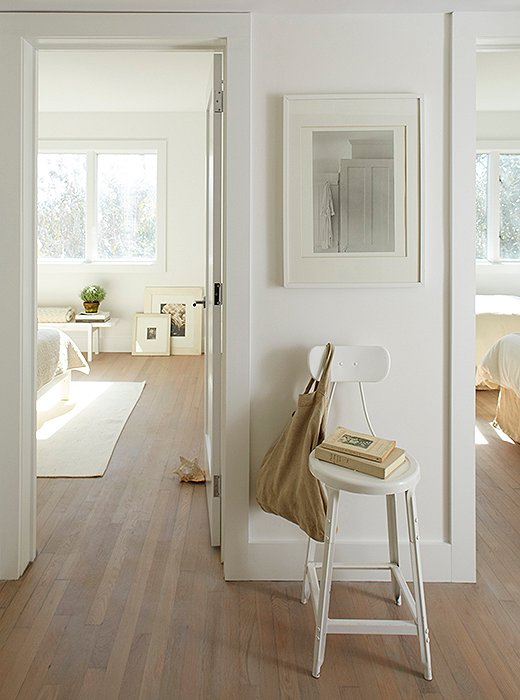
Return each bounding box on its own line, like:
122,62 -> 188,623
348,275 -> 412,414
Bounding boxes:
0,10 -> 465,583
38,111 -> 206,351
247,13 -> 450,579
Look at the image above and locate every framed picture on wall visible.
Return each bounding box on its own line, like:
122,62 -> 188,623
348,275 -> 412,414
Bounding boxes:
283,93 -> 423,287
132,313 -> 171,356
143,286 -> 203,355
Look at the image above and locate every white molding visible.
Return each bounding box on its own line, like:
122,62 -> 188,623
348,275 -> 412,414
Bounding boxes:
477,140 -> 520,150
450,13 -> 478,584
477,261 -> 520,273
20,39 -> 38,577
0,11 -> 251,580
0,35 -> 38,579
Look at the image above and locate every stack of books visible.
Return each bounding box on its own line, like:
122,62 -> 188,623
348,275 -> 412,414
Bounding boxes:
75,311 -> 111,323
315,426 -> 406,479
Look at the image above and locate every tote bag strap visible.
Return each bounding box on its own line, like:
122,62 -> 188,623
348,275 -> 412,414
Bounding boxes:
303,376 -> 318,394
316,342 -> 335,397
302,342 -> 335,396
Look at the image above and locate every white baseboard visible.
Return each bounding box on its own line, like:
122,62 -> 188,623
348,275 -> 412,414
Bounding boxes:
224,540 -> 453,582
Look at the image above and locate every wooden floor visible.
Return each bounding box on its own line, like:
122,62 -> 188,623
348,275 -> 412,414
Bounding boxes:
1,364 -> 520,699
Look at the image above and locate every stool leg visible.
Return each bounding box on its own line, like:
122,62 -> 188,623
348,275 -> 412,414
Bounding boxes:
386,493 -> 401,605
405,489 -> 433,681
312,487 -> 339,679
301,537 -> 315,604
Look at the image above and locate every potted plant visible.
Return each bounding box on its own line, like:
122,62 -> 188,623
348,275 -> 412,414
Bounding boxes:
80,284 -> 106,313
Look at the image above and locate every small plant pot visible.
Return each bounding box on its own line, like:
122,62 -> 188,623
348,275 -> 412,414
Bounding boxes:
83,301 -> 100,313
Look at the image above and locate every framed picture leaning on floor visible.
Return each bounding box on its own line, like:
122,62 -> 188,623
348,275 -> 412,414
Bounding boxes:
143,286 -> 203,355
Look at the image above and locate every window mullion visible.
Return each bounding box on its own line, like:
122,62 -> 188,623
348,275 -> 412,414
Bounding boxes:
86,150 -> 97,262
487,152 -> 501,262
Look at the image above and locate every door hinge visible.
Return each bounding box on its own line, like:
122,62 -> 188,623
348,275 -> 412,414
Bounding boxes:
214,282 -> 223,306
214,89 -> 224,113
213,474 -> 221,498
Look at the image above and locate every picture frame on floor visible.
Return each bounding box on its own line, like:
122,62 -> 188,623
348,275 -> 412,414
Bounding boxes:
143,286 -> 203,355
132,313 -> 171,356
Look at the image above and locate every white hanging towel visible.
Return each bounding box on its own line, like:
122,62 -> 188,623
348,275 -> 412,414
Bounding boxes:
319,181 -> 335,249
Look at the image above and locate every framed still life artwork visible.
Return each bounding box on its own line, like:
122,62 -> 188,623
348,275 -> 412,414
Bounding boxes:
143,286 -> 203,355
132,313 -> 171,356
283,93 -> 423,287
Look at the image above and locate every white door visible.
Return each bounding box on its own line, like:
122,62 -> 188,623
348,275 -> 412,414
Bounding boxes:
339,158 -> 395,253
203,53 -> 224,546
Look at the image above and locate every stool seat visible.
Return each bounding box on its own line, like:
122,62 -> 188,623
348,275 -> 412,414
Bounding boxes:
309,449 -> 420,496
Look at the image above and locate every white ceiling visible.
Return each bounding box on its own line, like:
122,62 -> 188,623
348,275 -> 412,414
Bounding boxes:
38,51 -> 214,113
477,51 -> 520,111
3,0 -> 520,11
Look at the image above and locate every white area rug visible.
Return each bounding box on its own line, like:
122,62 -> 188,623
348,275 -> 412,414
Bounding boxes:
37,380 -> 145,477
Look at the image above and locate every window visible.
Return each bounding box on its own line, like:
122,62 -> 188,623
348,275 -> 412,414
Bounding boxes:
476,145 -> 520,263
37,140 -> 166,267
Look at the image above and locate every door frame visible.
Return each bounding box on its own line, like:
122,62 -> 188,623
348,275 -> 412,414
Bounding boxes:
0,12 -> 250,580
450,11 -> 520,581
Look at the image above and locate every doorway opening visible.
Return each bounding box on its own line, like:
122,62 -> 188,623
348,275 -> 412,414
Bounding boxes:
474,48 -> 520,457
35,48 -> 223,545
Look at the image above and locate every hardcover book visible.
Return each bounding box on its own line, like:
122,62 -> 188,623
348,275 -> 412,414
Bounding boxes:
321,427 -> 396,463
75,311 -> 111,323
315,445 -> 406,479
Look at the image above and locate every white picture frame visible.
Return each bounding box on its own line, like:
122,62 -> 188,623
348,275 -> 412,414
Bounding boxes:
132,313 -> 171,356
283,93 -> 423,287
143,286 -> 203,355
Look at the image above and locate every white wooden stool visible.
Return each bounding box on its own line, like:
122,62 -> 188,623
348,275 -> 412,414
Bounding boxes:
301,345 -> 432,681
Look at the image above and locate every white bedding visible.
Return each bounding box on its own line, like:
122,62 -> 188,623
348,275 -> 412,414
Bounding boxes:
37,328 -> 89,392
475,332 -> 520,394
476,294 -> 520,365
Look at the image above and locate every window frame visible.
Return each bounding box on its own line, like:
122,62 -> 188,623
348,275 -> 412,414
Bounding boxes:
477,139 -> 520,270
38,138 -> 167,273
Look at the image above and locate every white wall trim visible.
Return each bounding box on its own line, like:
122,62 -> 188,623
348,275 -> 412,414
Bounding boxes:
0,11 -> 251,580
230,541 -> 452,582
450,12 -> 477,583
20,39 -> 38,577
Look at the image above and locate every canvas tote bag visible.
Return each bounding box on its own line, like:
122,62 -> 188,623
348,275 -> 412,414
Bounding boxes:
256,343 -> 334,542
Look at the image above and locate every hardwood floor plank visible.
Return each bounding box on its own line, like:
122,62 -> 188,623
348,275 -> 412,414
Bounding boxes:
0,553 -> 54,649
86,515 -> 147,626
254,584 -> 283,700
97,489 -> 176,698
15,615 -> 70,700
238,584 -> 261,690
88,520 -> 150,671
76,668 -> 105,700
1,580 -> 69,700
15,554 -> 67,629
139,486 -> 193,699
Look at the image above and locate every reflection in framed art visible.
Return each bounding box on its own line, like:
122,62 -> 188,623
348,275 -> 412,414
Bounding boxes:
283,93 -> 423,287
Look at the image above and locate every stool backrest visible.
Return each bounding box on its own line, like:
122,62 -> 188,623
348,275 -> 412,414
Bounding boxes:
309,345 -> 391,437
308,345 -> 390,384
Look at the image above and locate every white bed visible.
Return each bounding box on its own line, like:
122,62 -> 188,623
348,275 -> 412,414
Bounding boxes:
37,328 -> 89,400
476,332 -> 520,442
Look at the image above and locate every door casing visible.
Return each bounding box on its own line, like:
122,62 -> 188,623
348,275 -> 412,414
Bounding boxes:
0,11 -> 251,580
